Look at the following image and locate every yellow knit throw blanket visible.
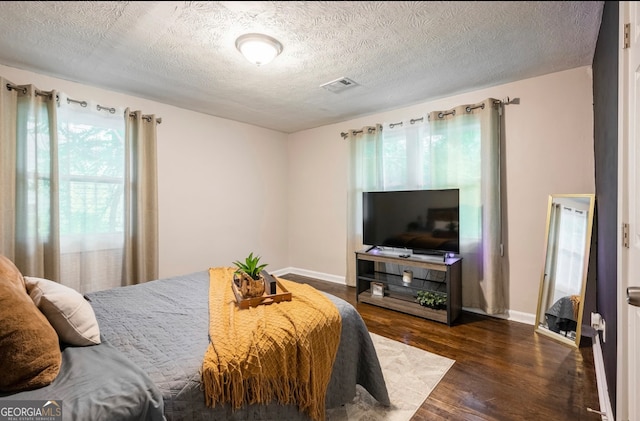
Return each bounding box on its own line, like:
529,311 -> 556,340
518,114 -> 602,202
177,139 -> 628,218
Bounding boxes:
202,267 -> 342,421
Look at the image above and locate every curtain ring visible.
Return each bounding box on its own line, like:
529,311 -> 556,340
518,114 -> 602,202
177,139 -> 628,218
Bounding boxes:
6,83 -> 28,95
438,110 -> 456,118
465,103 -> 486,113
97,104 -> 116,114
67,97 -> 88,107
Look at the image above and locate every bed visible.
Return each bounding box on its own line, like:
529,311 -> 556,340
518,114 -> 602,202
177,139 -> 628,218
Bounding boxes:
0,267 -> 390,421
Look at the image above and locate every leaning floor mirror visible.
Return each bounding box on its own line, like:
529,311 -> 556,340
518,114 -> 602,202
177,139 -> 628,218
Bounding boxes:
534,193 -> 595,348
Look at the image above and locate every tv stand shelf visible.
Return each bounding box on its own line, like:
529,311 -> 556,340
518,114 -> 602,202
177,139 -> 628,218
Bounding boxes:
355,249 -> 462,325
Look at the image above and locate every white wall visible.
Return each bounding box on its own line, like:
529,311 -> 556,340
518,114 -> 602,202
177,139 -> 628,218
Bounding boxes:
1,63 -> 595,317
287,66 -> 595,317
0,64 -> 290,279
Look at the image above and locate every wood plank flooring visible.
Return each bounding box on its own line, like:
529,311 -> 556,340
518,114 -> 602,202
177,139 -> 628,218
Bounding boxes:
280,274 -> 601,421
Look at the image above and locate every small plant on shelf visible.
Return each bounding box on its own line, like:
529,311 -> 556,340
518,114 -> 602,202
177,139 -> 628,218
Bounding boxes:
416,290 -> 447,310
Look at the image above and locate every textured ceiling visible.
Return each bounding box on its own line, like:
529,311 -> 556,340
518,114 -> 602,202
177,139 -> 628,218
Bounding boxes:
0,1 -> 604,133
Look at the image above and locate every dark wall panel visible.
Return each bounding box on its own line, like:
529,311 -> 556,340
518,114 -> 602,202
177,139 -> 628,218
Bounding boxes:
592,0 -> 618,412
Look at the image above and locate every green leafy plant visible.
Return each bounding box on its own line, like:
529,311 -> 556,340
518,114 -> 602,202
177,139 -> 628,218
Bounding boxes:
416,290 -> 447,310
232,252 -> 268,280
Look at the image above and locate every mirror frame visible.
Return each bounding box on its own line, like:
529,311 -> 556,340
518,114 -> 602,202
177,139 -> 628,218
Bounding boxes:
534,193 -> 595,348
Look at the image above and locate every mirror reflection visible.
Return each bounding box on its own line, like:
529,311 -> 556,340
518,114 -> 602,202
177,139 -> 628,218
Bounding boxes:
535,194 -> 595,348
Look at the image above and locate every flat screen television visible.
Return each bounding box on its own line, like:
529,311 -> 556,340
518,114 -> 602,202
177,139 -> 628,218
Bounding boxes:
362,189 -> 460,255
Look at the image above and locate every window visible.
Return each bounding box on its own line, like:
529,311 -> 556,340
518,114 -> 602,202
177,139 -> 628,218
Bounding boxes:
381,117 -> 482,241
347,100 -> 504,314
58,117 -> 125,247
51,101 -> 126,252
3,83 -> 158,293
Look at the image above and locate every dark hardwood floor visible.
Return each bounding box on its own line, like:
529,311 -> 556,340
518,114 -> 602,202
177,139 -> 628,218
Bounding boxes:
281,274 -> 601,421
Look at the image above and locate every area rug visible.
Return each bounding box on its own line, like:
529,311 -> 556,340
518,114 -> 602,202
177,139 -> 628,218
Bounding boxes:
327,332 -> 455,421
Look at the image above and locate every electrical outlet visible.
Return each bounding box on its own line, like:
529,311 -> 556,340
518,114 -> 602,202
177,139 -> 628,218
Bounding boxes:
591,312 -> 606,343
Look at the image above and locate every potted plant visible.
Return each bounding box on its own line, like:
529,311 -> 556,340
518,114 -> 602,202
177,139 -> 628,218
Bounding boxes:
233,252 -> 268,298
416,290 -> 447,311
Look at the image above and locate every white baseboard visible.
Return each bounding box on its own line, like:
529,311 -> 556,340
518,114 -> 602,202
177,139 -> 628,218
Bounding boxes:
591,333 -> 614,420
271,267 -> 346,285
462,306 -> 536,325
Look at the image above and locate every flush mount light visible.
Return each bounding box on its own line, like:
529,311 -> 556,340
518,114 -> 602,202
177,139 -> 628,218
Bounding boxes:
235,33 -> 283,66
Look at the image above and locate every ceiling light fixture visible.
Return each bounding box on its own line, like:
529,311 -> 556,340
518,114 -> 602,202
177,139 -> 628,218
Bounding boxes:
235,33 -> 283,66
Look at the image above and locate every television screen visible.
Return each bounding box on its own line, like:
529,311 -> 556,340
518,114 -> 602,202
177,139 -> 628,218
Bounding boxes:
363,189 -> 460,254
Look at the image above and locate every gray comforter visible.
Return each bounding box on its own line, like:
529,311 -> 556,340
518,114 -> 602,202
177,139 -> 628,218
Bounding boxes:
0,341 -> 164,420
86,270 -> 389,420
0,271 -> 388,420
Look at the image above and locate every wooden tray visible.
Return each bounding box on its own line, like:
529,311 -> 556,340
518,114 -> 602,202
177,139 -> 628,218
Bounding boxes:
231,271 -> 292,309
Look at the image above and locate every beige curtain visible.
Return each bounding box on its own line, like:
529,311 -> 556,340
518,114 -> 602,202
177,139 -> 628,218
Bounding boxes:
345,124 -> 383,286
0,79 -> 18,260
475,99 -> 505,314
124,109 -> 159,285
428,99 -> 505,314
0,80 -> 61,280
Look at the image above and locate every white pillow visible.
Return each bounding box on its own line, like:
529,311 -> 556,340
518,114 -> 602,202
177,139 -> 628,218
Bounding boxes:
24,277 -> 101,346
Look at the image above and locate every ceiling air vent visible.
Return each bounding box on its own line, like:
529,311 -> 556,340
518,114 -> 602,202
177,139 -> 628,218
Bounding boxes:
320,77 -> 359,93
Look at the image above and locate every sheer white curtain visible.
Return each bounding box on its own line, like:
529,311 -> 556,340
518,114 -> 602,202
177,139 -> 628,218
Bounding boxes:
345,125 -> 383,286
0,78 -> 158,293
345,99 -> 505,314
55,93 -> 127,292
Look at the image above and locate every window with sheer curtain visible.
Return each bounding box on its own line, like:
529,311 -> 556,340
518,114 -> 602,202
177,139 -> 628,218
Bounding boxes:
57,98 -> 125,247
346,99 -> 506,314
54,97 -> 127,291
380,115 -> 482,240
0,79 -> 159,293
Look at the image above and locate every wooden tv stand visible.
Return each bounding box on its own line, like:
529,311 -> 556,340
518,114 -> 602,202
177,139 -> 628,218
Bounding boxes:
355,249 -> 462,326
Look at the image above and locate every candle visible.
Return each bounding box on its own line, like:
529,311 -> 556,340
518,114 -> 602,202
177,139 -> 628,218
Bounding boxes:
402,270 -> 413,286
